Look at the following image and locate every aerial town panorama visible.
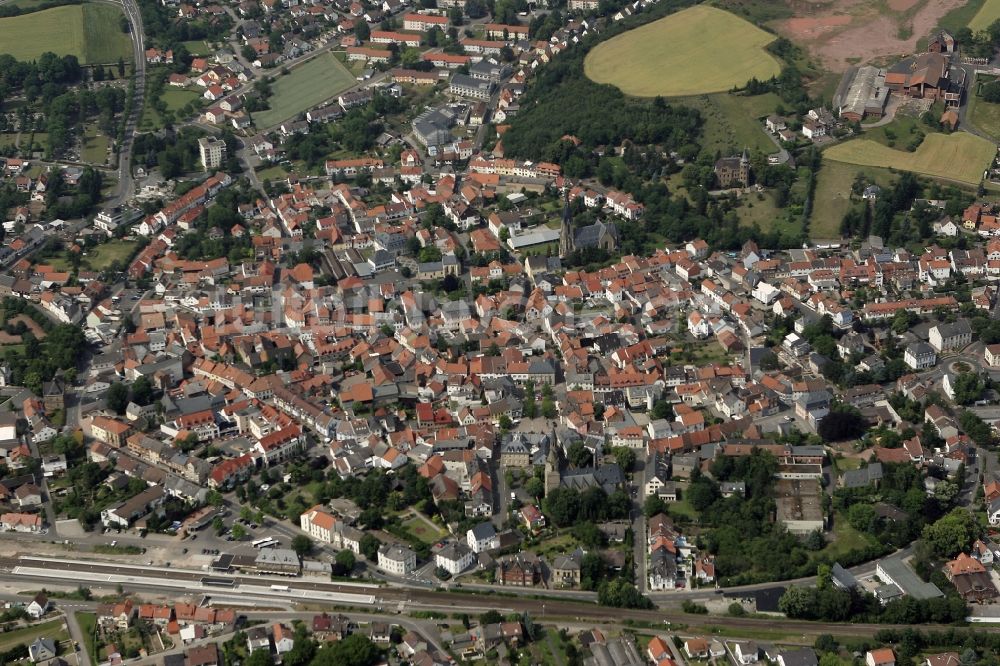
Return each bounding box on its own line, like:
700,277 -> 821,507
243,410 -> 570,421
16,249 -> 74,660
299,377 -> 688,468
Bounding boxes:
6,0 -> 1000,663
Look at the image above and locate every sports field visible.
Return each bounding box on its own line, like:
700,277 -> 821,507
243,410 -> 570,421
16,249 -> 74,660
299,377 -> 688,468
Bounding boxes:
583,5 -> 782,97
823,133 -> 996,186
0,3 -> 132,64
253,52 -> 357,128
970,0 -> 1000,31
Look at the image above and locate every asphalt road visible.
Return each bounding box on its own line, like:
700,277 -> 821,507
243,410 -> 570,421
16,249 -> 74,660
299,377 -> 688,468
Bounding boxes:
104,0 -> 146,209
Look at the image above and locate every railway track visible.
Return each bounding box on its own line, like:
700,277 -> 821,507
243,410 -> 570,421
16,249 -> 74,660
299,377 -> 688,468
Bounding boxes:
8,555 -> 1000,637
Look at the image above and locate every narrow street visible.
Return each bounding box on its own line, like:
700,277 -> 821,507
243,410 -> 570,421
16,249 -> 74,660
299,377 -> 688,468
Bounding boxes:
63,608 -> 93,666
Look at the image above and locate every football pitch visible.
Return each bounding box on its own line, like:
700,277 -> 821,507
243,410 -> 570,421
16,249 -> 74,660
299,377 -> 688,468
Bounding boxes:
584,5 -> 782,97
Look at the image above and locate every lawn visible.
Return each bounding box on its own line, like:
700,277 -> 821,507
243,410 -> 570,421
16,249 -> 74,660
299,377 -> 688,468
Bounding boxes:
969,87 -> 1000,142
816,512 -> 871,562
162,88 -> 202,113
141,89 -> 200,131
583,5 -> 781,97
677,92 -> 781,156
811,160 -> 895,240
668,496 -> 698,519
81,125 -> 110,164
253,52 -> 357,128
401,513 -> 447,545
256,165 -> 290,181
76,612 -> 98,663
970,0 -> 1000,31
0,618 -> 68,653
46,240 -> 138,272
82,4 -> 134,64
84,240 -> 138,270
861,113 -> 930,150
937,0 -> 986,32
734,190 -> 781,231
181,40 -> 213,55
833,457 -> 862,474
823,133 -> 996,186
0,3 -> 132,64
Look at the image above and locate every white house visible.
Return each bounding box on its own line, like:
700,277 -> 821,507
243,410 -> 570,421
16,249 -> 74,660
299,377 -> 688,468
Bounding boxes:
988,496 -> 1000,526
378,543 -> 417,576
26,593 -> 49,619
986,344 -> 1000,367
929,320 -> 972,352
300,505 -> 336,543
434,541 -> 475,575
733,642 -> 759,665
466,522 -> 498,553
904,342 -> 936,370
273,624 -> 295,655
687,311 -> 712,339
866,649 -> 896,666
752,281 -> 780,305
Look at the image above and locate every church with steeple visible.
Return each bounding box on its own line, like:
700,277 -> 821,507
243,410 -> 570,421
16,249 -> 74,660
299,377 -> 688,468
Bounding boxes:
558,191 -> 619,259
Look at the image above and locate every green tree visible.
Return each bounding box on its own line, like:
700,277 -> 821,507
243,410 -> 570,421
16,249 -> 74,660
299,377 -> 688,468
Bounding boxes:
360,534 -> 380,561
311,634 -> 381,666
817,402 -> 865,441
107,381 -> 129,414
650,400 -> 673,420
212,516 -> 225,535
612,447 -> 636,472
291,534 -> 313,559
232,523 -> 247,540
951,372 -> 984,405
778,586 -> 815,618
644,495 -> 668,518
131,375 -> 154,405
922,508 -> 978,558
541,397 -> 557,419
246,650 -> 274,666
525,476 -> 545,498
334,550 -> 356,575
847,503 -> 876,533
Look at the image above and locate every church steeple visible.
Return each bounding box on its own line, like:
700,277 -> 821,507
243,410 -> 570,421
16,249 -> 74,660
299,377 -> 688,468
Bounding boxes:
559,187 -> 574,259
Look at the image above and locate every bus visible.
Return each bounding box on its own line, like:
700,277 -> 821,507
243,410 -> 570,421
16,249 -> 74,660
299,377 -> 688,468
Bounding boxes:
270,585 -> 289,592
252,537 -> 278,549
